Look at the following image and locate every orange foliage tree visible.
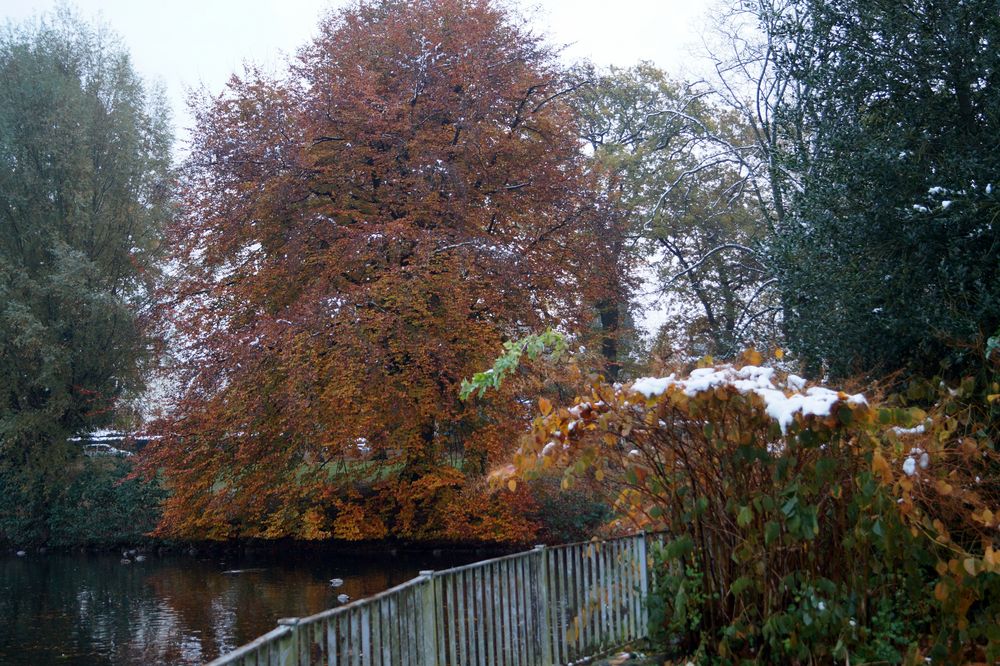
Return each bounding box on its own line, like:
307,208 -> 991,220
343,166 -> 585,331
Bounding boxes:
140,0 -> 597,541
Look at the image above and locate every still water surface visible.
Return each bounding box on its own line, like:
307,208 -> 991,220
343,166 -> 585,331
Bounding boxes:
0,548 -> 484,665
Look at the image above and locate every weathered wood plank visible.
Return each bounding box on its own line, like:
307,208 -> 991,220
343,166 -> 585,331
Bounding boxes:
501,559 -> 514,665
445,574 -> 458,666
490,560 -> 503,666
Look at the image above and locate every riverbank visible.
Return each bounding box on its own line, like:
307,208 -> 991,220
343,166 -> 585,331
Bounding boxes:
4,534 -> 524,562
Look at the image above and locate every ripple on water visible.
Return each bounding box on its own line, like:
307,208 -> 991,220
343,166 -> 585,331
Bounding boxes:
0,549 -> 480,665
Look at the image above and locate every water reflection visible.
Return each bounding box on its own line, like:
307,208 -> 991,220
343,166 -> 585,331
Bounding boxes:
0,548 -> 482,665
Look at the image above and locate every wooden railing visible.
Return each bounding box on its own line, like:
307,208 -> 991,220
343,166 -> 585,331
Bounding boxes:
207,532 -> 655,666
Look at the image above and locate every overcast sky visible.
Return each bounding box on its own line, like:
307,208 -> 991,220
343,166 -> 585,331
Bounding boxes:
0,0 -> 719,143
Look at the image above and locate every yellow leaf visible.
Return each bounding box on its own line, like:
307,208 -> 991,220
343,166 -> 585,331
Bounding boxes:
987,393 -> 1000,403
507,478 -> 517,492
539,397 -> 552,416
774,347 -> 785,360
595,468 -> 605,481
934,581 -> 949,601
963,558 -> 978,576
872,451 -> 892,482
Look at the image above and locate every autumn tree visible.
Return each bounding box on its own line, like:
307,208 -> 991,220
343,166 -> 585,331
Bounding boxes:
0,9 -> 171,544
142,0 -> 595,541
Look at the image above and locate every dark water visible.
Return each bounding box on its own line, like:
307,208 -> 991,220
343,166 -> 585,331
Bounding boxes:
0,548 -> 484,665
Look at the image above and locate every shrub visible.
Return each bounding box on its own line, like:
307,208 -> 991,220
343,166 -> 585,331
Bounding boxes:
0,456 -> 164,548
513,350 -> 1000,662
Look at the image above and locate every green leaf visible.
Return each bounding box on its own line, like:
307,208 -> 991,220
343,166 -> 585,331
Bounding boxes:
737,505 -> 753,528
765,521 -> 781,545
838,406 -> 853,425
731,576 -> 753,596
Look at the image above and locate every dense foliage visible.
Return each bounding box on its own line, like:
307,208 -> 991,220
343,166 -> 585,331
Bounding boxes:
509,347 -> 1000,662
0,455 -> 164,548
140,0 -> 599,542
0,9 -> 171,545
754,0 -> 1000,377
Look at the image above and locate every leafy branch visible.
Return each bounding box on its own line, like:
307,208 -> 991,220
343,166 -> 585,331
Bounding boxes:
459,329 -> 568,400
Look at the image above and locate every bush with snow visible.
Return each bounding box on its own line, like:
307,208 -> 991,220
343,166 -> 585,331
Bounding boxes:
510,353 -> 1000,662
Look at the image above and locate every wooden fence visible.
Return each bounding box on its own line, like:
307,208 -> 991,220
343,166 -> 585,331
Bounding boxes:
207,533 -> 655,666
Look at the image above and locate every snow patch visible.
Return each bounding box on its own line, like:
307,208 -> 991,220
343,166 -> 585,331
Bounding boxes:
629,365 -> 865,433
892,424 -> 926,436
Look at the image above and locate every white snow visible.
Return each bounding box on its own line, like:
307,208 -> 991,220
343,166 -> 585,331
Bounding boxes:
902,457 -> 917,476
786,374 -> 807,390
892,424 -> 926,435
629,365 -> 866,433
631,376 -> 676,398
941,200 -> 952,209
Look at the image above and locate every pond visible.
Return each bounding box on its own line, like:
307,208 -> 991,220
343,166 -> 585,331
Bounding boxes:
0,547 -> 487,665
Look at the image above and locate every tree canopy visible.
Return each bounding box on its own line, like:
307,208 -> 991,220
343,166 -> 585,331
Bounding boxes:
141,0 -> 597,541
755,0 -> 1000,377
0,8 -> 171,543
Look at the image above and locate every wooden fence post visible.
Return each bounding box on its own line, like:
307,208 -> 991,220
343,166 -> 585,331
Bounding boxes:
276,617 -> 301,666
637,532 -> 649,639
419,570 -> 439,666
533,545 -> 553,666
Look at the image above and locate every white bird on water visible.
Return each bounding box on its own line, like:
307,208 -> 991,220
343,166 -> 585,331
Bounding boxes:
337,593 -> 350,604
329,578 -> 344,587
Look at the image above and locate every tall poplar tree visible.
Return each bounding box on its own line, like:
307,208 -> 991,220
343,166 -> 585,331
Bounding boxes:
0,9 -> 172,543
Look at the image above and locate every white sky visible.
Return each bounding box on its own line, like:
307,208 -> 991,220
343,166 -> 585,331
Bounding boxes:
0,0 -> 719,142
1,0 -> 722,338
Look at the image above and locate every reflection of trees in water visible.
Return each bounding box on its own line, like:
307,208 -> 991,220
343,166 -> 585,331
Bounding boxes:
1,554 -> 168,664
0,552 -> 471,665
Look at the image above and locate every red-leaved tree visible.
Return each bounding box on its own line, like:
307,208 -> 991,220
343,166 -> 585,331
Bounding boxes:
140,0 -> 598,541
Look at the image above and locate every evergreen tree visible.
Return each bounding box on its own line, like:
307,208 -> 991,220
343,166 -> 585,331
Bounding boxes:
0,9 -> 171,543
760,0 -> 1000,377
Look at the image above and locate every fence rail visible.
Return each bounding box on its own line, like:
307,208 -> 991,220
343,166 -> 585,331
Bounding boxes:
208,533 -> 656,666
